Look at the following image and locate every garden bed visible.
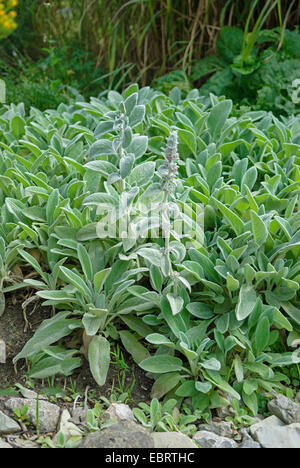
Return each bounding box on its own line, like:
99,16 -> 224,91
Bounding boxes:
0,296 -> 152,405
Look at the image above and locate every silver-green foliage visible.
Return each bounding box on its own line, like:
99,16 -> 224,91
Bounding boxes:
0,84 -> 299,415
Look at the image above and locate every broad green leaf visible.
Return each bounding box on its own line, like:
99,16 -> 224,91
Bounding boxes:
167,293 -> 184,316
236,285 -> 257,321
94,268 -> 111,293
255,316 -> 270,354
146,333 -> 174,347
250,210 -> 268,245
88,336 -> 110,386
119,330 -> 150,364
77,244 -> 93,282
60,266 -> 92,301
204,369 -> 241,400
151,373 -> 182,400
13,314 -> 81,361
212,197 -> 245,236
139,355 -> 183,373
128,162 -> 155,187
207,100 -> 232,138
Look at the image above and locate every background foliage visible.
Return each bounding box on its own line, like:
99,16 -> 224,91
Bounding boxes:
0,0 -> 300,113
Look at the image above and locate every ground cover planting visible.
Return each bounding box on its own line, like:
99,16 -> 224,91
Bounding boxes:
0,84 -> 299,423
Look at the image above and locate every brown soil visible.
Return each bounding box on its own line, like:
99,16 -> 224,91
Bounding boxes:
0,296 -> 152,408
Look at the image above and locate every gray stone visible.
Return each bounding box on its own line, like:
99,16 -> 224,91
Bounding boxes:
6,436 -> 40,449
0,339 -> 5,363
238,440 -> 261,449
15,384 -> 47,401
152,432 -> 198,448
252,423 -> 300,449
72,406 -> 89,425
249,415 -> 285,441
239,428 -> 253,442
193,430 -> 238,448
58,409 -> 83,438
0,438 -> 12,448
198,421 -> 234,438
0,410 -> 21,435
4,397 -> 60,433
296,392 -> 300,404
268,393 -> 300,424
78,421 -> 154,448
104,403 -> 135,423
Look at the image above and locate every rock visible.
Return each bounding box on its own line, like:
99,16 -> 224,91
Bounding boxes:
15,384 -> 47,401
152,432 -> 198,448
58,409 -> 83,439
72,406 -> 89,425
6,436 -> 40,449
238,440 -> 261,449
0,438 -> 12,448
104,403 -> 135,423
4,398 -> 60,433
0,339 -> 6,363
239,428 -> 252,441
193,430 -> 238,448
268,393 -> 300,424
249,415 -> 285,441
296,392 -> 300,404
78,421 -> 154,448
251,423 -> 300,449
249,415 -> 300,448
0,410 -> 21,435
198,421 -> 234,438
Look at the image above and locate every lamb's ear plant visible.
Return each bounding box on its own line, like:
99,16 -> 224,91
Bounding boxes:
133,398 -> 202,435
0,236 -> 28,316
1,83 -> 299,419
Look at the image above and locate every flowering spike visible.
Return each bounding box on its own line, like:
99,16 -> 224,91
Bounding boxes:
160,130 -> 179,193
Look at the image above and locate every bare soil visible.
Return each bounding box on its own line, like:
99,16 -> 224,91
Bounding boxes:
0,296 -> 152,408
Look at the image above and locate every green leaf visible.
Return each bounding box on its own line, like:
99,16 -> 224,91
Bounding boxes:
150,373 -> 182,399
88,336 -> 110,386
212,197 -> 245,236
236,285 -> 257,321
255,316 -> 270,354
82,309 -> 108,336
137,248 -> 162,267
195,381 -> 212,394
129,105 -> 145,127
166,293 -> 184,316
207,100 -> 232,138
89,139 -> 115,158
84,160 -> 118,176
203,369 -> 241,400
120,153 -> 135,179
175,381 -> 198,397
186,302 -> 214,319
177,128 -> 197,156
11,115 -> 25,139
119,330 -> 150,364
226,272 -> 240,292
128,162 -> 155,187
139,355 -> 183,374
18,250 -> 44,278
13,314 -> 81,362
127,135 -> 148,159
146,333 -> 174,347
77,244 -> 93,282
60,266 -> 92,301
242,391 -> 258,416
36,290 -> 79,302
250,210 -> 268,245
150,264 -> 163,292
